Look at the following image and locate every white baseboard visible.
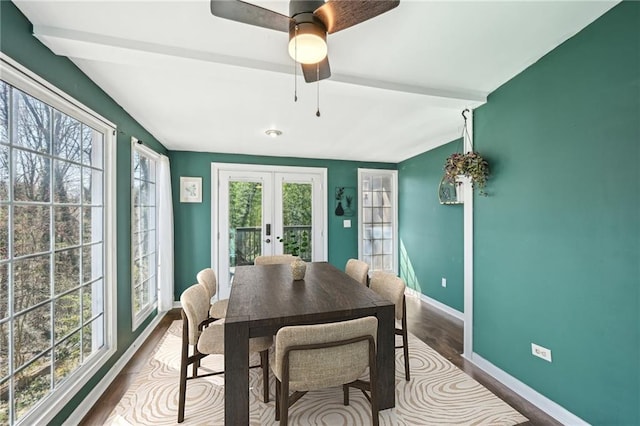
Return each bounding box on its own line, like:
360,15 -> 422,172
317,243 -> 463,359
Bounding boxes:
63,313 -> 166,425
468,353 -> 589,426
406,288 -> 464,322
173,301 -> 182,309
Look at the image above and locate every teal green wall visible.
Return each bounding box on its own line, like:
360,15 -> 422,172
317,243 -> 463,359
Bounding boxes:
472,3 -> 639,424
169,151 -> 395,298
398,140 -> 464,312
1,2 -> 168,423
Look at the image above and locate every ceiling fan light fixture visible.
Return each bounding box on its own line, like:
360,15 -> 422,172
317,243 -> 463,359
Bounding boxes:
288,22 -> 327,64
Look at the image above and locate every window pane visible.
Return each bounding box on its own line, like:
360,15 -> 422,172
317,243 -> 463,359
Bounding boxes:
82,167 -> 102,206
372,255 -> 383,271
82,280 -> 103,322
373,239 -> 382,255
14,303 -> 51,369
0,81 -> 8,145
82,125 -> 103,168
53,160 -> 81,204
0,263 -> 8,319
14,351 -> 51,422
82,243 -> 102,284
382,239 -> 393,254
383,255 -> 393,271
54,205 -> 80,249
363,191 -> 372,207
133,206 -> 156,234
54,289 -> 80,340
0,206 -> 8,260
0,144 -> 8,201
83,206 -> 103,244
133,231 -> 154,262
13,149 -> 50,202
82,315 -> 103,360
54,331 -> 80,385
13,255 -> 50,313
13,205 -> 50,257
0,378 -> 7,425
54,248 -> 80,294
1,322 -> 8,379
15,89 -> 50,154
52,111 -> 81,163
53,206 -> 80,249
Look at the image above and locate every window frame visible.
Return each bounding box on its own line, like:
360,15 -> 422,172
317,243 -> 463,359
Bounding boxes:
357,168 -> 399,274
0,53 -> 117,425
130,138 -> 159,330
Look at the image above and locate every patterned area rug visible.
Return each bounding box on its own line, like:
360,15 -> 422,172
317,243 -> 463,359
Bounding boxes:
106,321 -> 527,425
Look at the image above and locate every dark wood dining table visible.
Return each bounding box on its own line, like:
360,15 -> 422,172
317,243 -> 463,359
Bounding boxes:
224,261 -> 396,425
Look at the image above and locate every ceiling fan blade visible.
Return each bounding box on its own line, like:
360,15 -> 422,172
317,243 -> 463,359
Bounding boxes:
314,0 -> 399,34
301,57 -> 331,83
210,0 -> 291,32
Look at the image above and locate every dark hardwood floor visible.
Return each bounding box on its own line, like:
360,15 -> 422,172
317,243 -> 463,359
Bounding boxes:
80,297 -> 559,425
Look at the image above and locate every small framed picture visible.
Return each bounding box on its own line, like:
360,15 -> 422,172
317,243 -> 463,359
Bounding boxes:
180,176 -> 202,203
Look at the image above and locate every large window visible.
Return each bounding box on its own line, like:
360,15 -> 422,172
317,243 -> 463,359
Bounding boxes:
358,169 -> 398,274
131,141 -> 158,328
0,57 -> 115,425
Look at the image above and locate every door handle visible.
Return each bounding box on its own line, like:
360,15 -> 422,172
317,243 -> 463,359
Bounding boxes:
265,238 -> 271,243
266,223 -> 271,236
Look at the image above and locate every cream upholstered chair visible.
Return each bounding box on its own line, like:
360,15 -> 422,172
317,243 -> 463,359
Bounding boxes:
196,268 -> 228,319
254,254 -> 298,265
369,271 -> 410,381
178,284 -> 272,423
345,259 -> 369,286
272,317 -> 379,426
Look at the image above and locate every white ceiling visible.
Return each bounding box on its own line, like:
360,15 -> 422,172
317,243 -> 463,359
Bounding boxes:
13,0 -> 617,162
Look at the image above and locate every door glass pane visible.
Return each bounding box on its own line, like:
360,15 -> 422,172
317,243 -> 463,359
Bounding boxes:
360,170 -> 396,273
228,181 -> 262,280
281,182 -> 312,261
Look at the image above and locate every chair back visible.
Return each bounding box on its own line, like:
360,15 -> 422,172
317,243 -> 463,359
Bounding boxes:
196,268 -> 217,298
254,254 -> 298,265
180,284 -> 210,345
345,259 -> 369,286
370,271 -> 406,320
274,316 -> 377,391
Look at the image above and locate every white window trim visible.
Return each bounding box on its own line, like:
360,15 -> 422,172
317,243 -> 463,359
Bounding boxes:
357,168 -> 399,274
130,137 -> 159,331
1,53 -> 117,425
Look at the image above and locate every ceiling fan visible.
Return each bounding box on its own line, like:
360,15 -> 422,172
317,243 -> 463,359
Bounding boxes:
210,0 -> 400,83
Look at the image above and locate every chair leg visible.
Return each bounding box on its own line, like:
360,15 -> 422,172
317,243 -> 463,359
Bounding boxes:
275,378 -> 281,421
401,297 -> 410,381
343,384 -> 350,406
280,376 -> 290,426
261,350 -> 269,403
368,339 -> 380,426
178,313 -> 189,423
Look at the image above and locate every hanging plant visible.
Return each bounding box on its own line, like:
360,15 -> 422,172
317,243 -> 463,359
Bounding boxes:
444,151 -> 490,195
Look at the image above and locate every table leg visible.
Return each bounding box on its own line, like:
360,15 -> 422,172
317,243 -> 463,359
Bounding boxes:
376,302 -> 395,410
225,317 -> 249,425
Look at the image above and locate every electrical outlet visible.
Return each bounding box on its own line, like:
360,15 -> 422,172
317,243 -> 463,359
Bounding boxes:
441,277 -> 447,288
531,343 -> 552,362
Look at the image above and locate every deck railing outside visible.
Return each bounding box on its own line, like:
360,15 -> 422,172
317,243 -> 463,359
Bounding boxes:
231,225 -> 312,266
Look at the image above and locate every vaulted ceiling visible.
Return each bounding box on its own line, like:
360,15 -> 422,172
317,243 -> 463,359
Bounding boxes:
13,1 -> 617,162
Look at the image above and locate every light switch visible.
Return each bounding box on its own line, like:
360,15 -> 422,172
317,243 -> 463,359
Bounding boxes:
343,219 -> 351,228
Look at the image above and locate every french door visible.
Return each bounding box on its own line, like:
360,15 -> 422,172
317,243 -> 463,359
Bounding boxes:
212,164 -> 327,299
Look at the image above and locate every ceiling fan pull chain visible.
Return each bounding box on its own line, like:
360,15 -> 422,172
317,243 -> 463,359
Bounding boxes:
294,25 -> 299,102
316,63 -> 321,117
